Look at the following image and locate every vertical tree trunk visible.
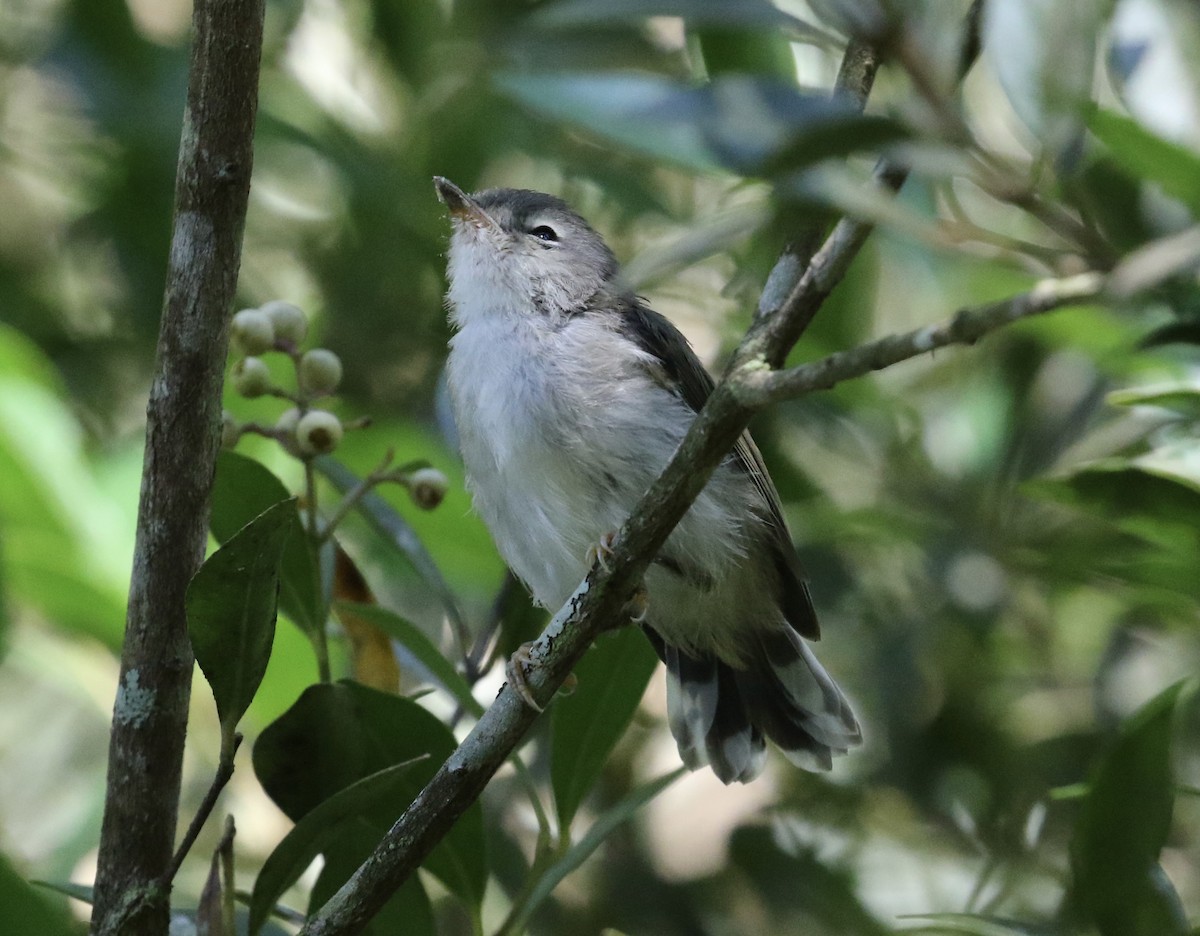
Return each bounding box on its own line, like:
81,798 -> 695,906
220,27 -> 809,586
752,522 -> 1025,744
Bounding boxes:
91,1 -> 265,933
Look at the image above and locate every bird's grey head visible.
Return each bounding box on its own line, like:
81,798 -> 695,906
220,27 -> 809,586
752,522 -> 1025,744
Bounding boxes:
434,176 -> 622,325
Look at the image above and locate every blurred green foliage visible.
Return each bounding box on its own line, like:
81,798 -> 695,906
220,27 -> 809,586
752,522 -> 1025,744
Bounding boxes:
1,0 -> 1200,933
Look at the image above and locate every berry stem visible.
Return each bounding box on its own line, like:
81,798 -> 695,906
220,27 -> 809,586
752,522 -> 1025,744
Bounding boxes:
303,455 -> 332,683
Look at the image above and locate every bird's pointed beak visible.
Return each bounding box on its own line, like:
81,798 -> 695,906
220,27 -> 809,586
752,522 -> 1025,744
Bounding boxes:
434,176 -> 495,229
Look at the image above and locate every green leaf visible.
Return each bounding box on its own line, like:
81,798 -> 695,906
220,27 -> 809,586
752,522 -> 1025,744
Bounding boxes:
31,880 -> 93,904
494,72 -> 906,176
335,602 -> 483,717
249,758 -> 426,935
1141,320 -> 1200,348
985,0 -> 1105,156
309,821 -> 435,936
1069,680 -> 1192,936
896,913 -> 1054,935
1107,382 -> 1200,418
0,322 -> 65,391
0,374 -> 128,648
1033,457 -> 1200,553
551,627 -> 659,830
188,499 -> 293,734
1066,156 -> 1156,253
315,457 -> 470,656
0,857 -> 80,936
491,570 -> 549,663
531,0 -> 817,33
212,452 -> 324,640
0,532 -> 9,658
1108,0 -> 1200,152
1090,109 -> 1200,216
253,681 -> 486,908
730,825 -> 891,935
505,768 -> 684,934
1027,457 -> 1200,611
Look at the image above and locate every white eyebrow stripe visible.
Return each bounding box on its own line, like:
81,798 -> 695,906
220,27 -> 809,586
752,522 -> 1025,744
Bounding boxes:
524,216 -> 563,243
525,212 -> 563,229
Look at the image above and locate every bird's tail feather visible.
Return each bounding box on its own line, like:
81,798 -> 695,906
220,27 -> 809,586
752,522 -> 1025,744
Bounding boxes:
661,627 -> 859,784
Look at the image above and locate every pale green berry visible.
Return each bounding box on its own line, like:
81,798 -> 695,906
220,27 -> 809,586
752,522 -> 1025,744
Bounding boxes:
296,409 -> 343,455
261,300 -> 308,345
299,348 -> 343,397
230,308 -> 275,355
232,357 -> 272,398
408,467 -> 449,510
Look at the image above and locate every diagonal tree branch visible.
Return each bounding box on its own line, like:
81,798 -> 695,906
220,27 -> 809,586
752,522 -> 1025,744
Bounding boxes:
91,1 -> 265,933
296,7 -> 1000,934
299,13 -> 994,936
298,227 -> 1147,936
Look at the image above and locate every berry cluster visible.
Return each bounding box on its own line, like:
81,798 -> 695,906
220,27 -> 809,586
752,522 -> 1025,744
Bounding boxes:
222,300 -> 448,513
223,300 -> 350,456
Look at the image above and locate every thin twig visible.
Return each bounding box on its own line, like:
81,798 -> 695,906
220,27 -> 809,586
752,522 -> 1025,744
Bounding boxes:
317,449 -> 396,544
757,36 -> 884,320
268,387 -> 303,405
467,572 -> 528,684
316,457 -> 476,671
234,890 -> 309,925
735,272 -> 1107,406
888,0 -> 1111,266
492,836 -> 566,936
219,816 -> 236,936
994,185 -> 1116,267
303,457 -> 320,538
302,457 -> 333,682
509,756 -> 556,847
757,0 -> 984,323
494,767 -> 687,936
161,734 -> 244,887
738,162 -> 908,370
937,185 -> 1066,273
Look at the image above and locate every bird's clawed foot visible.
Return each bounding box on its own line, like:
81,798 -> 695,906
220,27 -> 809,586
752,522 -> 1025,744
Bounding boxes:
505,643 -> 543,712
586,532 -> 649,627
506,642 -> 578,712
585,530 -> 619,572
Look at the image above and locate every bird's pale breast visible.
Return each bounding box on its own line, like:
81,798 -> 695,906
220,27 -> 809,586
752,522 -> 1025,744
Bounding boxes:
447,310 -> 776,664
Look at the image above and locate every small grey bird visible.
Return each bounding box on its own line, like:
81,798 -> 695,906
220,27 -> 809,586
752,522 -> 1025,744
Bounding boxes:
435,177 -> 860,783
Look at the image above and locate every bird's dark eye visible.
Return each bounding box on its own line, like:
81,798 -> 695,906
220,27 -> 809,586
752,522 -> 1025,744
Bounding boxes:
529,225 -> 559,242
